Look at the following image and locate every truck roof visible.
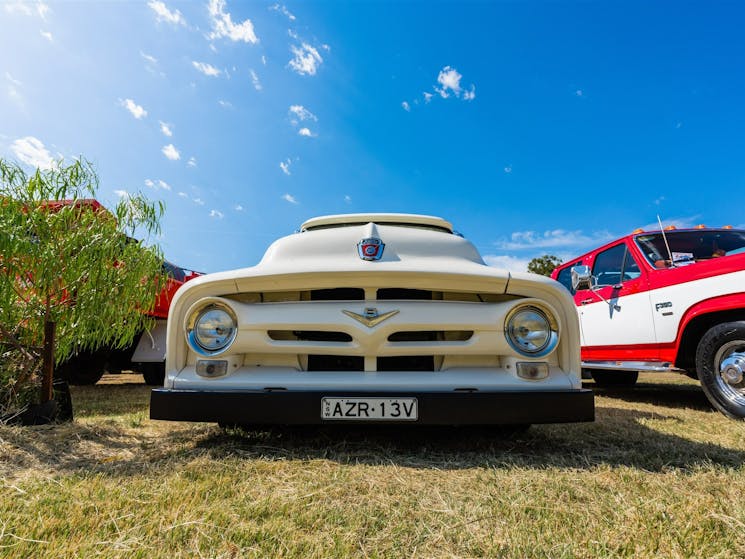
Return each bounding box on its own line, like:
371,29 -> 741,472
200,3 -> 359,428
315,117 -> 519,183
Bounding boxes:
300,213 -> 454,234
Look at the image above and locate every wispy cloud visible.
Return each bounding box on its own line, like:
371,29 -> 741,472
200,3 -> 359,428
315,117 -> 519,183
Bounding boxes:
141,51 -> 157,65
192,61 -> 222,77
282,193 -> 298,204
279,158 -> 292,175
298,127 -> 315,137
208,0 -> 258,44
344,195 -> 352,204
187,156 -> 197,167
178,191 -> 188,198
209,209 -> 224,219
120,98 -> 147,119
249,69 -> 262,90
39,30 -> 52,42
114,189 -> 129,198
269,3 -> 295,21
145,178 -> 172,191
148,0 -> 185,25
5,72 -> 24,106
289,43 -> 323,76
288,104 -> 317,124
10,136 -> 55,169
234,204 -> 244,211
401,101 -> 410,112
159,121 -> 173,137
434,66 -> 475,100
218,99 -> 233,109
193,198 -> 205,206
162,143 -> 180,160
494,229 -> 614,251
4,1 -> 50,19
483,254 -> 532,273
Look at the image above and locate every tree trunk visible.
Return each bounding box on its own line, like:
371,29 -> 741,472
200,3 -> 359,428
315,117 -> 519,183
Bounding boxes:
41,319 -> 55,403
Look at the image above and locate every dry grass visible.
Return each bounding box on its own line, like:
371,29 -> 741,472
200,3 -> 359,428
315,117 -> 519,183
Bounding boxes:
0,373 -> 744,558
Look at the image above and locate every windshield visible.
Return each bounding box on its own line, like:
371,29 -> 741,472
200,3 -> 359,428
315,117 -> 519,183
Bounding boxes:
635,230 -> 745,266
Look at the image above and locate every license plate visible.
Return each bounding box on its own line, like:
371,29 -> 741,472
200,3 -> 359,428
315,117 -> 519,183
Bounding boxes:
321,397 -> 418,421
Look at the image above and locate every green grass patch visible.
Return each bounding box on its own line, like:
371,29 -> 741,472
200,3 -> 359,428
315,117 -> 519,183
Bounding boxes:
0,373 -> 743,558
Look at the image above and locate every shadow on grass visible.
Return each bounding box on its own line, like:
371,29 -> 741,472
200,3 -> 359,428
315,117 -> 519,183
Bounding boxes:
588,380 -> 713,412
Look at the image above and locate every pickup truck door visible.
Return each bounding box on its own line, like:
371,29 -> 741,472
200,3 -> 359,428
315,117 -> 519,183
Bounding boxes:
574,242 -> 657,360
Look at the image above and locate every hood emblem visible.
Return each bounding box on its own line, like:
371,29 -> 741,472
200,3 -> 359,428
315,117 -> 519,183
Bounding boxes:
357,237 -> 385,261
343,308 -> 399,328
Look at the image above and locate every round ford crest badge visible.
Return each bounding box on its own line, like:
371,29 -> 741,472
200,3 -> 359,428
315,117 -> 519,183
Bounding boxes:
357,237 -> 385,261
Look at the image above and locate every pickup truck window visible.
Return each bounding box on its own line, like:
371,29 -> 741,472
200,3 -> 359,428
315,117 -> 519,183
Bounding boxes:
635,230 -> 745,265
556,261 -> 581,294
592,244 -> 641,287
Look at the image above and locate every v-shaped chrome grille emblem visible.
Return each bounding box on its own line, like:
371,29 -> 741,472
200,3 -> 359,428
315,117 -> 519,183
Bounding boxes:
343,308 -> 399,328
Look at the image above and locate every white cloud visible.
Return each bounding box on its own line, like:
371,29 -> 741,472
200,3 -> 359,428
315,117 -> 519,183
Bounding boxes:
157,179 -> 171,191
249,69 -> 262,90
159,121 -> 173,137
114,189 -> 129,198
192,61 -> 222,77
463,85 -> 476,101
494,229 -> 614,251
261,55 -> 267,65
279,159 -> 291,175
428,66 -> 476,102
178,191 -> 188,198
401,101 -> 410,112
144,178 -> 171,190
39,30 -> 52,42
423,92 -> 433,103
193,198 -> 205,206
4,1 -> 49,19
208,0 -> 258,44
282,193 -> 298,204
148,0 -> 185,25
298,127 -> 315,137
344,195 -> 352,204
218,99 -> 233,109
483,254 -> 532,273
10,136 -> 54,169
289,42 -> 323,76
5,72 -> 22,87
288,104 -> 317,124
187,157 -> 197,167
144,179 -> 155,187
162,143 -> 180,160
5,73 -> 23,106
270,3 -> 295,21
120,98 -> 147,119
209,209 -> 224,219
141,51 -> 158,65
234,204 -> 244,211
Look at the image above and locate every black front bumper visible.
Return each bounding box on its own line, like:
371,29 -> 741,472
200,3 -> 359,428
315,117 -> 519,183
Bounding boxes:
150,388 -> 594,425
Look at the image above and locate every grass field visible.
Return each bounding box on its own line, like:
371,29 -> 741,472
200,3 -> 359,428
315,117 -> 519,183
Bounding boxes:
1,373 -> 744,558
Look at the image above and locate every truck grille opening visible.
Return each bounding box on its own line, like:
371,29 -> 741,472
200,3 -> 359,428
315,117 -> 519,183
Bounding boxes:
269,331 -> 353,342
388,331 -> 473,342
311,288 -> 365,301
308,355 -> 364,371
378,356 -> 435,371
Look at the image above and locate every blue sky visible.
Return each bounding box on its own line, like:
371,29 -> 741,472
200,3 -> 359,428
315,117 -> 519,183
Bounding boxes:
2,1 -> 745,273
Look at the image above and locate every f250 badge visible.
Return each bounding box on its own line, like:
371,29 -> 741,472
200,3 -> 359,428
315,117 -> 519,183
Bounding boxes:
655,301 -> 673,315
357,237 -> 385,261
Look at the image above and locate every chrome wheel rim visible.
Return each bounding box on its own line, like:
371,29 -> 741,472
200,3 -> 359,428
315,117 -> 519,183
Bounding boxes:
714,341 -> 745,407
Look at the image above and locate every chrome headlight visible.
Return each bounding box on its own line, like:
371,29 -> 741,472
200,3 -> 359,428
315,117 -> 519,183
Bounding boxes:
187,303 -> 237,355
505,305 -> 558,357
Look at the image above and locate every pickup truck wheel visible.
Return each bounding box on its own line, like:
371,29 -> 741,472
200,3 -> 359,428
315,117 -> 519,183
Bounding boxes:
55,350 -> 107,385
140,363 -> 165,386
695,321 -> 745,419
589,370 -> 638,387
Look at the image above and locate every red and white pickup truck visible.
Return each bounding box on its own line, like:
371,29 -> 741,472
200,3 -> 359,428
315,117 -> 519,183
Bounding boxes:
551,225 -> 745,419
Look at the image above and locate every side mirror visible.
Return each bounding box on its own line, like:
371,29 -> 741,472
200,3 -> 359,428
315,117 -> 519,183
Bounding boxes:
571,265 -> 593,291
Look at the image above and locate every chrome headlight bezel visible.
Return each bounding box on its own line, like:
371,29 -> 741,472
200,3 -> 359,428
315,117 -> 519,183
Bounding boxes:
504,304 -> 559,358
186,302 -> 238,356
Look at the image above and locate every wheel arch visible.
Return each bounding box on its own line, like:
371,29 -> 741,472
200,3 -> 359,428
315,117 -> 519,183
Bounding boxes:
674,295 -> 745,371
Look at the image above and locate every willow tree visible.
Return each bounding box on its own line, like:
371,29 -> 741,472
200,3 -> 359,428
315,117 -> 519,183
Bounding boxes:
0,158 -> 165,415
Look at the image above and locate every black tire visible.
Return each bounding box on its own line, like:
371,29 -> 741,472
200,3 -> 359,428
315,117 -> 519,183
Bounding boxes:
55,350 -> 108,385
140,362 -> 165,386
589,369 -> 639,387
695,321 -> 745,420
